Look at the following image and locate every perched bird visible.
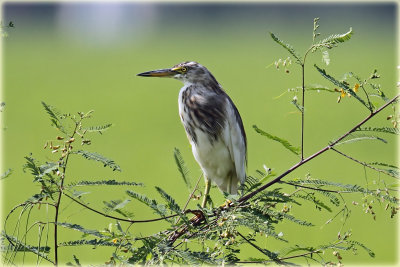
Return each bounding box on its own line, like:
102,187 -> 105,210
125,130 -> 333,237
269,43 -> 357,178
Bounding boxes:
137,61 -> 247,207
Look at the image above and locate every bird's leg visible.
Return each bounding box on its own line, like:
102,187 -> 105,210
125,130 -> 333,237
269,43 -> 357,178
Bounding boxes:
201,178 -> 211,208
227,175 -> 232,195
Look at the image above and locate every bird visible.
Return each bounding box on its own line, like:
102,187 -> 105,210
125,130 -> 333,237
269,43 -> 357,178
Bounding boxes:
137,61 -> 247,207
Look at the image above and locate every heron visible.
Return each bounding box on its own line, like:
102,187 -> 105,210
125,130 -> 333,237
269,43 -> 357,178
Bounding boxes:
137,61 -> 247,207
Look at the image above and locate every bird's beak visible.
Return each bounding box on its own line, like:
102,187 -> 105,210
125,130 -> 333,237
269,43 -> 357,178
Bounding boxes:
137,68 -> 176,77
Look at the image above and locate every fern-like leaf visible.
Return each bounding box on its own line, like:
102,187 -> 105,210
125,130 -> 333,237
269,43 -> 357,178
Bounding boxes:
356,126 -> 399,135
58,239 -> 118,247
66,179 -> 142,187
314,65 -> 370,110
71,150 -> 121,171
103,199 -> 134,219
311,28 -> 353,52
347,240 -> 375,258
261,208 -> 313,226
126,190 -> 167,217
367,162 -> 399,178
2,233 -> 53,263
335,134 -> 387,146
56,222 -> 106,238
41,101 -> 67,134
305,85 -> 336,93
82,123 -> 112,134
172,249 -> 216,265
270,32 -> 303,65
292,193 -> 333,212
155,187 -> 182,214
173,148 -> 192,190
253,125 -> 300,155
1,168 -> 12,180
286,179 -> 400,204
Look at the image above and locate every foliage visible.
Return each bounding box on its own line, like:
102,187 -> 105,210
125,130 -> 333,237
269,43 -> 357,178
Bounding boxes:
2,18 -> 398,266
253,125 -> 300,155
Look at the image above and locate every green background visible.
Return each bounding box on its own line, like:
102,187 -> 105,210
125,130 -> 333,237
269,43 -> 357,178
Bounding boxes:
1,2 -> 398,265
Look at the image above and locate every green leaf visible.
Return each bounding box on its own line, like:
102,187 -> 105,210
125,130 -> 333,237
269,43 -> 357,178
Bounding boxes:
155,187 -> 182,214
291,98 -> 304,112
103,199 -> 134,219
314,65 -> 371,110
311,28 -> 353,52
270,32 -> 302,65
312,17 -> 320,43
335,134 -> 387,146
82,123 -> 112,134
173,148 -> 192,190
305,85 -> 336,93
261,208 -> 314,226
66,179 -> 142,187
41,101 -> 67,134
172,249 -> 216,265
0,168 -> 12,180
73,255 -> 82,267
347,240 -> 375,258
58,239 -> 118,247
126,190 -> 167,217
71,150 -> 121,171
368,162 -> 398,169
367,162 -> 399,178
72,190 -> 90,198
356,126 -> 399,135
292,192 -> 333,212
22,155 -> 40,177
253,125 -> 300,155
2,233 -> 53,263
56,222 -> 106,238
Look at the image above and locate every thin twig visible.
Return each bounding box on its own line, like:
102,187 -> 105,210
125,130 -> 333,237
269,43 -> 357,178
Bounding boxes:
301,62 -> 306,161
54,120 -> 81,266
236,231 -> 279,261
63,192 -> 179,223
331,147 -> 398,179
182,173 -> 203,211
280,181 -> 377,194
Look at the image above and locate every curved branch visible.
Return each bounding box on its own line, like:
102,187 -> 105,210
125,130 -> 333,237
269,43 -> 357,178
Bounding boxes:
62,192 -> 179,223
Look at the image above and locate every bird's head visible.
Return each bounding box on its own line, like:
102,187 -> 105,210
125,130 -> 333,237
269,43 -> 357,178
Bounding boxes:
137,61 -> 218,85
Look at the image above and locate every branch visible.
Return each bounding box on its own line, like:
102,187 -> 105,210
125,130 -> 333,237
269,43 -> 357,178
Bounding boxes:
331,147 -> 398,179
236,231 -> 280,262
63,192 -> 180,223
166,93 -> 399,244
239,94 -> 399,204
280,181 -> 353,193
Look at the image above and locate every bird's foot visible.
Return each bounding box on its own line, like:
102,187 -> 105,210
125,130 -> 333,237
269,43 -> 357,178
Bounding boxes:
219,199 -> 233,209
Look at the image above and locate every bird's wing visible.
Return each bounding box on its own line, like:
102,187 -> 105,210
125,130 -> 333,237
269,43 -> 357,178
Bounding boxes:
224,97 -> 247,185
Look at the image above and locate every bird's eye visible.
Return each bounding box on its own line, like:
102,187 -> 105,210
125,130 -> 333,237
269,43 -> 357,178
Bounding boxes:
181,67 -> 187,73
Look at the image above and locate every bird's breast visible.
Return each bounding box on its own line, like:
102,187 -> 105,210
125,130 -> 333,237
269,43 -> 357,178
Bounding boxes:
178,85 -> 227,145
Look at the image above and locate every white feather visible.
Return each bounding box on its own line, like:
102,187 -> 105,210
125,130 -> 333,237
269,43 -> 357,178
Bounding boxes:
224,98 -> 246,186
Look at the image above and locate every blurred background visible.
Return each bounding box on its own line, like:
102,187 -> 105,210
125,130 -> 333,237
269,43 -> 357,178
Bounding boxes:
1,2 -> 398,265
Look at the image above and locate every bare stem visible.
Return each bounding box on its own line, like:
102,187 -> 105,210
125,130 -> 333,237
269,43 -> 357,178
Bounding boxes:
331,147 -> 398,179
63,193 -> 179,223
301,63 -> 305,161
54,120 -> 81,266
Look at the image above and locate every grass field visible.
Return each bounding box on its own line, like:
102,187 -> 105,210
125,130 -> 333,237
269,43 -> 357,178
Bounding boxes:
1,3 -> 398,265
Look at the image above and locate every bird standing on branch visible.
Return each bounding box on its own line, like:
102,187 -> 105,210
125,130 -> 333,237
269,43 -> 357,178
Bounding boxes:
138,61 -> 247,207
